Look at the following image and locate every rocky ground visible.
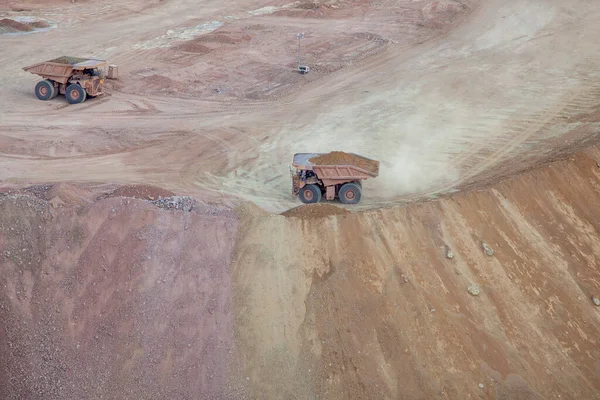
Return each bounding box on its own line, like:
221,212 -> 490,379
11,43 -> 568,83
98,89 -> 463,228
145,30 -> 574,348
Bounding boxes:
1,146 -> 600,399
0,0 -> 599,398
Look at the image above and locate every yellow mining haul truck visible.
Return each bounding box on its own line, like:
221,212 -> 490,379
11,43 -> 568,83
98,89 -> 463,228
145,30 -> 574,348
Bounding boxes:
23,56 -> 110,104
290,152 -> 379,204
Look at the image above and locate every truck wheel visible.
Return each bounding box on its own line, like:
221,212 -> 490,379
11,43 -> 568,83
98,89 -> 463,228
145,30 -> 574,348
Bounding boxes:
65,84 -> 86,104
299,184 -> 321,204
35,80 -> 55,101
339,183 -> 361,204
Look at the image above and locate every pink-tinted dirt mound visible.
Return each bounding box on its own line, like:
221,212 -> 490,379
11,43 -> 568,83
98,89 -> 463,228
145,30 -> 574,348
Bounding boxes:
0,194 -> 244,399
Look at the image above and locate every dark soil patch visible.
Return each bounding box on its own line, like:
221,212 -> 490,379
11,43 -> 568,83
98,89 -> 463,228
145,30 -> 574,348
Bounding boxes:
244,24 -> 268,31
103,184 -> 175,200
297,1 -> 321,9
272,9 -> 327,18
197,33 -> 251,45
309,151 -> 379,174
0,18 -> 34,32
26,20 -> 50,29
177,40 -> 211,54
281,203 -> 350,219
138,74 -> 186,94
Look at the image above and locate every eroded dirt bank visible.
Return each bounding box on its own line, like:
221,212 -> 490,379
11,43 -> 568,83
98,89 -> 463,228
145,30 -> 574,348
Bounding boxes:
0,191 -> 244,399
1,147 -> 600,399
233,146 -> 600,399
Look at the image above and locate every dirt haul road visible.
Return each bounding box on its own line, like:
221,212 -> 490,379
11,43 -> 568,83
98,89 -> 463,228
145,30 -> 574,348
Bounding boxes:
1,0 -> 600,399
0,0 -> 598,211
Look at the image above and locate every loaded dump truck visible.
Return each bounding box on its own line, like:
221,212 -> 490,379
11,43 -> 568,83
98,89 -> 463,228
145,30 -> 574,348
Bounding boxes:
291,151 -> 379,204
23,56 -> 110,104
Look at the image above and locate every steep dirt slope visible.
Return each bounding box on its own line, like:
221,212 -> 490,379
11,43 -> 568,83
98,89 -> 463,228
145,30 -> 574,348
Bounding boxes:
0,194 -> 244,399
2,148 -> 600,399
232,146 -> 600,399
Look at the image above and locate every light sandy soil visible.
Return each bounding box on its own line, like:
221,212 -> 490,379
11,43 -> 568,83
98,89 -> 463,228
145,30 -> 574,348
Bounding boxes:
1,0 -> 597,211
1,0 -> 600,398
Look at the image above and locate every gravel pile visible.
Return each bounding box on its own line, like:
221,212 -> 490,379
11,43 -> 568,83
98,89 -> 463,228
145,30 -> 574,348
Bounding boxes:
149,196 -> 197,212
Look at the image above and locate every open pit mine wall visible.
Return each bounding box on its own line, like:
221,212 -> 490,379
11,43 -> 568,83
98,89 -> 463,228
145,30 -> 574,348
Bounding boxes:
234,147 -> 600,399
2,147 -> 600,399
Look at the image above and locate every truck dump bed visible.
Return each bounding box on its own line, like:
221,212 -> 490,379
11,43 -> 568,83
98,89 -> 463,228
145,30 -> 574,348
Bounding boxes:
23,56 -> 108,84
293,152 -> 379,180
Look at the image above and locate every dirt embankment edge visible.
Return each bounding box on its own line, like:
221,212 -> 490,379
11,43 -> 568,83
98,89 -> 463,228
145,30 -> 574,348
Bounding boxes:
2,146 -> 600,398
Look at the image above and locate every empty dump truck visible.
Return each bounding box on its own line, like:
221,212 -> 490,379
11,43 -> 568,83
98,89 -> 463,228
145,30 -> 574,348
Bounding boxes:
291,151 -> 379,204
23,56 -> 109,104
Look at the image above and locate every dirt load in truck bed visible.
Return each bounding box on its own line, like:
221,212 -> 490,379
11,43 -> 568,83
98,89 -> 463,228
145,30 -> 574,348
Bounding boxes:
309,151 -> 379,174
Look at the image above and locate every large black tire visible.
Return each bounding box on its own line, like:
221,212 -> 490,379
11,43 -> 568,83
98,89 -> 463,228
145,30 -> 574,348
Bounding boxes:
298,184 -> 321,204
35,80 -> 55,101
65,84 -> 86,104
339,183 -> 362,204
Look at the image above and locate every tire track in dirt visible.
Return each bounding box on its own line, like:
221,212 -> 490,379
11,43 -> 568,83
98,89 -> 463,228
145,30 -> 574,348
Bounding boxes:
1,0 -> 599,214
428,77 -> 600,196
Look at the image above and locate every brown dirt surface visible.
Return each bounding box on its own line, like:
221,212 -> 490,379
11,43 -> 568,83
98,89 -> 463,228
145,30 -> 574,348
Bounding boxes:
104,184 -> 176,200
177,40 -> 211,54
197,33 -> 251,45
297,1 -> 321,10
1,0 -> 600,397
0,18 -> 34,32
232,146 -> 600,399
25,20 -> 50,29
46,183 -> 95,206
309,151 -> 380,174
1,147 -> 600,399
0,0 -> 597,213
0,193 -> 245,400
280,203 -> 350,219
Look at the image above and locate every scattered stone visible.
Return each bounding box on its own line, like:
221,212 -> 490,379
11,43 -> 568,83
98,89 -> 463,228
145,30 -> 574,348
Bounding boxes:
49,197 -> 65,208
468,284 -> 480,296
401,274 -> 409,283
592,296 -> 600,306
430,308 -> 436,313
478,383 -> 484,389
150,196 -> 196,212
482,241 -> 494,256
